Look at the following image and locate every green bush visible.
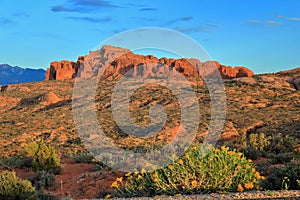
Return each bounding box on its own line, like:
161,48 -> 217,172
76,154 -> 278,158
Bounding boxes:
0,155 -> 32,169
23,142 -> 39,158
268,152 -> 295,164
30,141 -> 60,173
261,161 -> 300,190
268,134 -> 298,154
248,133 -> 271,152
254,159 -> 272,176
36,191 -> 59,200
0,170 -> 37,200
69,151 -> 95,164
37,191 -> 59,200
29,170 -> 56,190
242,147 -> 263,160
111,145 -> 263,197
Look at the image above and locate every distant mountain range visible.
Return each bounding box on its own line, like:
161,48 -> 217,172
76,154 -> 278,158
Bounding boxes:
0,64 -> 46,85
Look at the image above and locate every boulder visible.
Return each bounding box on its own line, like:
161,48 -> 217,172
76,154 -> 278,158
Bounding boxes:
41,92 -> 61,106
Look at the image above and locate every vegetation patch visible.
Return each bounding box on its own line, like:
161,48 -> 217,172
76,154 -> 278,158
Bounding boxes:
110,145 -> 263,198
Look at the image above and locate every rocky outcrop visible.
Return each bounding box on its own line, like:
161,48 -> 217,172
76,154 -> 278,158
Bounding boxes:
41,92 -> 61,106
292,78 -> 300,90
45,59 -> 83,80
277,67 -> 300,90
45,45 -> 254,80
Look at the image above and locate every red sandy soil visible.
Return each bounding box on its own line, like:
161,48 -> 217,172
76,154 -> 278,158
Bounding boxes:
1,158 -> 123,199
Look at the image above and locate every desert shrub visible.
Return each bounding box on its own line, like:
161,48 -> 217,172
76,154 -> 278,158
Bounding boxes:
0,142 -> 40,169
242,147 -> 263,160
29,170 -> 56,190
69,151 -> 95,163
61,197 -> 73,200
94,162 -> 111,171
261,161 -> 300,190
268,134 -> 298,154
268,152 -> 295,164
0,170 -> 37,200
111,145 -> 263,197
36,191 -> 59,200
248,133 -> 271,151
30,141 -> 61,173
23,141 -> 39,157
254,159 -> 272,176
0,155 -> 32,169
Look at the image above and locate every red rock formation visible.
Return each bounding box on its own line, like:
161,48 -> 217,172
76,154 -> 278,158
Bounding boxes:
45,45 -> 254,80
45,59 -> 82,80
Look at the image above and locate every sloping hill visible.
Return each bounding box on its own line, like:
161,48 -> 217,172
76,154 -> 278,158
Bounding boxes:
0,66 -> 299,199
0,69 -> 299,156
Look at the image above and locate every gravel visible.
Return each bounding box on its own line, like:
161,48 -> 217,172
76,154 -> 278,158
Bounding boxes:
100,190 -> 300,200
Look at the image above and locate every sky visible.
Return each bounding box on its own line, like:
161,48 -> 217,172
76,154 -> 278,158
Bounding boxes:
0,0 -> 300,74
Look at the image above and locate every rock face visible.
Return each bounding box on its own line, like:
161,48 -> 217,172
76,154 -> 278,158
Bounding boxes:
292,78 -> 300,90
277,67 -> 300,90
45,45 -> 254,80
45,59 -> 83,80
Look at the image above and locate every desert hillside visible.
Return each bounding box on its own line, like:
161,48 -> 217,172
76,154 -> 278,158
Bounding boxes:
0,48 -> 299,199
0,48 -> 299,157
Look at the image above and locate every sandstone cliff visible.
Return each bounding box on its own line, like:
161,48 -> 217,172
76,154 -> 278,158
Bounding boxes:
45,45 -> 254,80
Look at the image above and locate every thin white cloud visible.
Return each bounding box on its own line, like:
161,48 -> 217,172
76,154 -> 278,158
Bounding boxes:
247,19 -> 282,26
287,17 -> 300,21
271,14 -> 285,19
265,20 -> 282,25
248,14 -> 300,27
271,14 -> 300,21
247,20 -> 261,24
51,0 -> 122,13
174,26 -> 210,33
66,16 -> 112,23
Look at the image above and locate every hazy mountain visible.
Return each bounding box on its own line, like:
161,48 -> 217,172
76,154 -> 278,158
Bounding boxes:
0,64 -> 45,85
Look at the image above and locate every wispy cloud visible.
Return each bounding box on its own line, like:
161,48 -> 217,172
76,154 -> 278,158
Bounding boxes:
271,14 -> 285,19
13,12 -> 30,18
0,13 -> 29,26
165,16 -> 193,26
66,16 -> 112,23
173,21 -> 219,34
206,23 -> 219,28
0,18 -> 14,25
51,0 -> 121,13
174,26 -> 210,33
139,7 -> 158,11
127,3 -> 147,7
247,20 -> 260,24
287,17 -> 300,21
51,6 -> 77,12
271,14 -> 300,21
265,20 -> 282,25
247,19 -> 282,26
247,14 -> 300,27
72,0 -> 121,8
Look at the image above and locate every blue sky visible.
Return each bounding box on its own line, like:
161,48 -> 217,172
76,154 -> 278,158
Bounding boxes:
0,0 -> 300,74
